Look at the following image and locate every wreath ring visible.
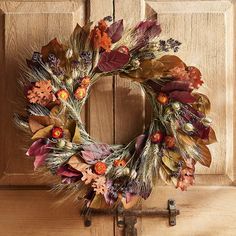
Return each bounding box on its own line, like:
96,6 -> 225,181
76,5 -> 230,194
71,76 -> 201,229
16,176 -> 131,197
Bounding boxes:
16,17 -> 216,209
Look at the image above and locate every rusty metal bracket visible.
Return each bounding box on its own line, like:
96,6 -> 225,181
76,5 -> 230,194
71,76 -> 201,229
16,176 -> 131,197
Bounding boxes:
81,199 -> 180,234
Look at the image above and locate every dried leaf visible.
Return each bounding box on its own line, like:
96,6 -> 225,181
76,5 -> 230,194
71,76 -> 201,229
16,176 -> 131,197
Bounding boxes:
97,50 -> 130,72
81,168 -> 98,185
192,93 -> 211,114
27,80 -> 55,106
68,155 -> 89,172
169,91 -> 196,103
159,165 -> 172,184
31,125 -> 54,140
41,38 -> 67,66
106,19 -> 124,43
81,144 -> 111,164
161,81 -> 193,92
121,55 -> 185,82
177,132 -> 212,167
162,150 -> 181,171
92,176 -> 107,195
89,194 -> 110,209
72,125 -> 81,144
70,23 -> 92,54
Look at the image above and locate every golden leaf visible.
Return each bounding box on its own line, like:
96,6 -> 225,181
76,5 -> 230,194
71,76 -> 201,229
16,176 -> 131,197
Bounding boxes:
121,55 -> 185,82
192,93 -> 211,114
31,125 -> 54,140
162,150 -> 181,171
159,165 -> 172,185
63,129 -> 72,141
201,128 -> 217,145
177,132 -> 212,167
72,125 -> 81,144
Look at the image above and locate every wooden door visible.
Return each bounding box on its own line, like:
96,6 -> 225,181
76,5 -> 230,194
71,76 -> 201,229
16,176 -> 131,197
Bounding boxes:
0,0 -> 236,235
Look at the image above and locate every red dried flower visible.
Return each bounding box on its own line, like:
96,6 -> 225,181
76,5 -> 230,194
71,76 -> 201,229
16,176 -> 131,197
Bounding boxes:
151,131 -> 163,143
94,161 -> 107,175
114,159 -> 126,167
164,136 -> 175,148
51,127 -> 63,139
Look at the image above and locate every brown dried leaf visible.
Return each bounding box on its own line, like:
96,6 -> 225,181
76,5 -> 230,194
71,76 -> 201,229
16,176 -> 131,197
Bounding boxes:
27,80 -> 55,106
41,38 -> 67,66
68,155 -> 89,172
31,124 -> 54,140
29,115 -> 63,133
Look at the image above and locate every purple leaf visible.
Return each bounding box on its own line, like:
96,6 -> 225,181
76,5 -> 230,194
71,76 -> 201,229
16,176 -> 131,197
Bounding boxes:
106,19 -> 124,43
169,91 -> 196,103
33,154 -> 48,169
81,143 -> 112,164
132,20 -> 161,52
57,165 -> 81,177
161,81 -> 193,93
26,139 -> 52,169
135,134 -> 148,155
97,50 -> 130,72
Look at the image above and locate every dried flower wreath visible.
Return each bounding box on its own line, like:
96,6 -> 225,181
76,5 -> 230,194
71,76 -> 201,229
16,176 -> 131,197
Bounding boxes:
16,17 -> 216,209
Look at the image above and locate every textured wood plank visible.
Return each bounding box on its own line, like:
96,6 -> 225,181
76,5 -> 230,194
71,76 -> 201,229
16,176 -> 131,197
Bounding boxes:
0,190 -> 113,236
0,1 -> 86,185
88,0 -> 114,144
141,186 -> 236,236
114,0 -> 145,145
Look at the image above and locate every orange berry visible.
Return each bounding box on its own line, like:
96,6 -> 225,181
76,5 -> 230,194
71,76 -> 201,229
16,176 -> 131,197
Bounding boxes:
74,87 -> 86,100
114,159 -> 126,167
94,161 -> 107,175
164,136 -> 175,148
156,92 -> 169,105
151,131 -> 163,144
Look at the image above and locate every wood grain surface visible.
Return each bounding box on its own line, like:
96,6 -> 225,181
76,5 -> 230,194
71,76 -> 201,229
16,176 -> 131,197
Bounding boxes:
0,0 -> 236,236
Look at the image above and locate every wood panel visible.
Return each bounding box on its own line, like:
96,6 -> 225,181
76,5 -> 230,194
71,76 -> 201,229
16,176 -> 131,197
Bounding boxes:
145,0 -> 235,184
0,190 -> 113,236
88,0 -> 114,144
0,1 -> 86,185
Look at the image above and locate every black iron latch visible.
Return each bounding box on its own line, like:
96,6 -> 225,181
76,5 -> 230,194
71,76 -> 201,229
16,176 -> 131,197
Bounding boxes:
81,199 -> 180,235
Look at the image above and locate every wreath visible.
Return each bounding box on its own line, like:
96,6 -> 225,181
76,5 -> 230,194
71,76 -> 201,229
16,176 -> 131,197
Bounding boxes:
16,16 -> 216,209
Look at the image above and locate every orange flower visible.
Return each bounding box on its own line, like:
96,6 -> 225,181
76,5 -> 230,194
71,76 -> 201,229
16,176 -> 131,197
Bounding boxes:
81,76 -> 91,87
52,127 -> 63,139
74,87 -> 86,100
114,159 -> 126,167
56,89 -> 69,100
94,162 -> 107,175
151,131 -> 163,143
156,92 -> 169,105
